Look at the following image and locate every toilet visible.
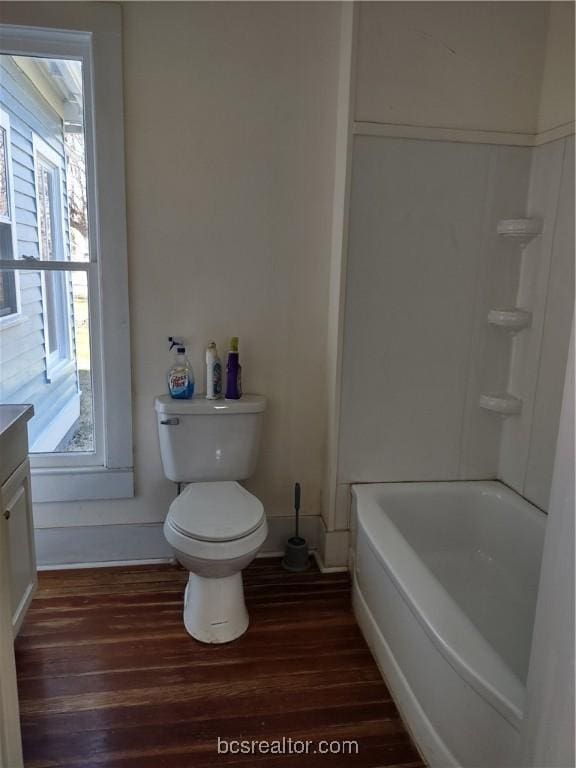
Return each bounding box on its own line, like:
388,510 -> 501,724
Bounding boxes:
155,394 -> 267,643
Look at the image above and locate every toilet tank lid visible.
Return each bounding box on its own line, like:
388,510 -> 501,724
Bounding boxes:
155,394 -> 266,415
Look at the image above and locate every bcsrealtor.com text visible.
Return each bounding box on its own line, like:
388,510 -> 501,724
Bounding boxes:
217,737 -> 360,756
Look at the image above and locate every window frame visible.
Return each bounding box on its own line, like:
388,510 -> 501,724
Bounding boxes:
0,13 -> 133,502
32,133 -> 74,381
0,106 -> 22,325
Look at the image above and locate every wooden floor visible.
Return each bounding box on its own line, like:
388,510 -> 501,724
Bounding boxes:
15,559 -> 424,768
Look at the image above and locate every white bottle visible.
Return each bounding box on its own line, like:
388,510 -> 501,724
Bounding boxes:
205,341 -> 222,399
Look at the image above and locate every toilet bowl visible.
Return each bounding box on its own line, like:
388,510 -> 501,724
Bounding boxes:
164,480 -> 268,643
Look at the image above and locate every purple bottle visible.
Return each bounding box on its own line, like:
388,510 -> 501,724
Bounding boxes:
225,336 -> 242,400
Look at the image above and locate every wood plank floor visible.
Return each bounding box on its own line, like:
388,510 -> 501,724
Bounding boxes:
15,558 -> 424,768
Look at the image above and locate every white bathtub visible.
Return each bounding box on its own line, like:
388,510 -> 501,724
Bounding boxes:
351,481 -> 545,768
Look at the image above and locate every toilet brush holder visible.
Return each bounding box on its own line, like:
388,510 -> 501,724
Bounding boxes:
282,482 -> 310,572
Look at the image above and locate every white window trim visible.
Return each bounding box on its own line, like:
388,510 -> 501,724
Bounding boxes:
32,133 -> 74,382
0,9 -> 133,502
0,106 -> 22,324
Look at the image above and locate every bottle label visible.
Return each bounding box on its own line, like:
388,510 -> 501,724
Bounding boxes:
214,361 -> 222,396
169,367 -> 193,398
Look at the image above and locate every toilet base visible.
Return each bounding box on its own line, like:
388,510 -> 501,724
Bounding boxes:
183,572 -> 249,643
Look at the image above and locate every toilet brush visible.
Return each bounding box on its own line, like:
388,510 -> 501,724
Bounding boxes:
282,482 -> 310,572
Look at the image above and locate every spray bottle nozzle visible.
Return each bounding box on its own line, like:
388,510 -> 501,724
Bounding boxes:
168,336 -> 184,352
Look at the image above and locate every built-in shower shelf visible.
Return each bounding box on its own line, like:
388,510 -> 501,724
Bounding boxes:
497,218 -> 542,243
487,308 -> 532,332
479,393 -> 522,416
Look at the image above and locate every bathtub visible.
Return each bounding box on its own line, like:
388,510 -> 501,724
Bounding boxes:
351,481 -> 545,768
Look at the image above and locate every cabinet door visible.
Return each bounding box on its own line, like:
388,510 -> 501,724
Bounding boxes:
1,460 -> 37,635
0,483 -> 24,768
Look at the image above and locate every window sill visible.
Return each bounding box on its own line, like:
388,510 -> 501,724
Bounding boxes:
0,312 -> 28,330
31,466 -> 134,503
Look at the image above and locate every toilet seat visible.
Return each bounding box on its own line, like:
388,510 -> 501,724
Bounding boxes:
167,481 -> 264,543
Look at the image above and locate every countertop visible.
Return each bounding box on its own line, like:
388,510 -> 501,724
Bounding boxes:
0,404 -> 34,439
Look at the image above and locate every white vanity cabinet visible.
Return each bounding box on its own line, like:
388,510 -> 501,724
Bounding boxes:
0,404 -> 36,768
2,458 -> 36,633
0,405 -> 37,634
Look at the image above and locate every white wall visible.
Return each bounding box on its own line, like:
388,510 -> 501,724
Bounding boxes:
500,136 -> 574,509
537,2 -> 575,135
15,3 -> 341,542
355,1 -> 548,133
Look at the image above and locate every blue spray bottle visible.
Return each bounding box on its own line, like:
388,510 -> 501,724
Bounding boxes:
168,337 -> 194,399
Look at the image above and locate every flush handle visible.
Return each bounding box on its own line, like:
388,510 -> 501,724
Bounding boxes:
160,418 -> 180,426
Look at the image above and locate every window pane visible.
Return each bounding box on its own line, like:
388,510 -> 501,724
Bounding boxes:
44,269 -> 60,354
0,126 -> 8,218
37,163 -> 55,260
0,220 -> 13,259
0,54 -> 95,454
66,271 -> 93,452
0,268 -> 94,453
65,128 -> 89,262
0,268 -> 17,317
1,54 -> 89,263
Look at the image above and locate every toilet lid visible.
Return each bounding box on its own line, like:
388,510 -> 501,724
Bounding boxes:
168,481 -> 265,542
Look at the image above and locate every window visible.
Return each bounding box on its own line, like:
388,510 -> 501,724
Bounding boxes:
0,16 -> 133,502
0,108 -> 19,320
33,136 -> 72,379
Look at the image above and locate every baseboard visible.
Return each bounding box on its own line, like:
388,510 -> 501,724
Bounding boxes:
317,517 -> 351,569
34,515 -> 321,569
313,550 -> 349,574
37,557 -> 175,571
37,553 -> 290,572
34,523 -> 172,568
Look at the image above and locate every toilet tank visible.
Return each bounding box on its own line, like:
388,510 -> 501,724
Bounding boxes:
154,395 -> 266,482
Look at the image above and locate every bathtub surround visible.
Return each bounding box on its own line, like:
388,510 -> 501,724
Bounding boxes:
339,138 -> 532,484
338,133 -> 573,512
500,136 -> 575,509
